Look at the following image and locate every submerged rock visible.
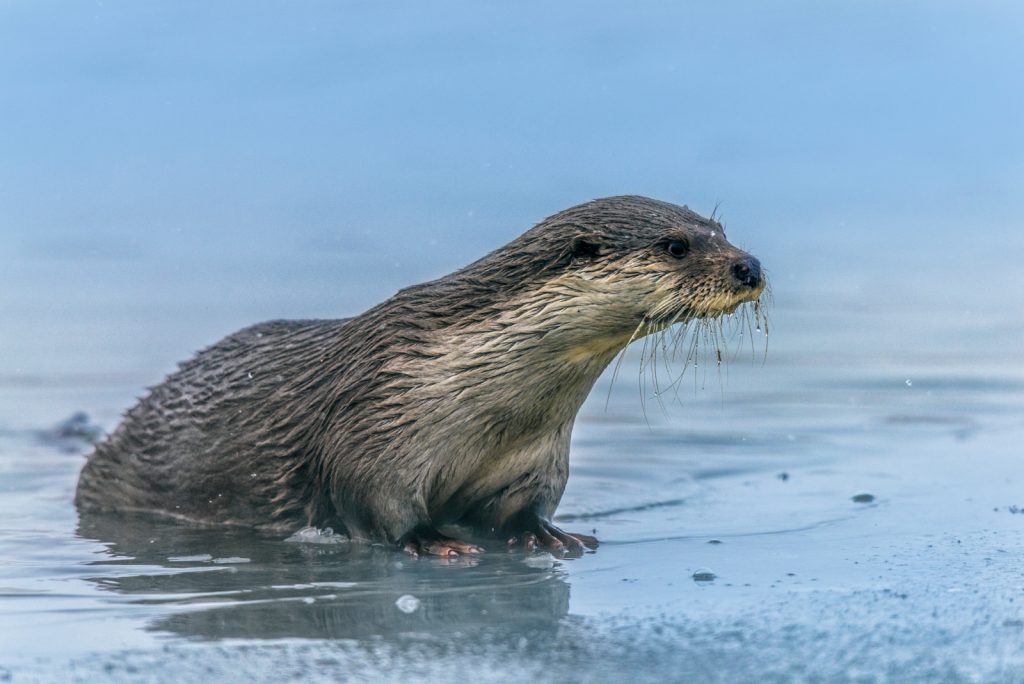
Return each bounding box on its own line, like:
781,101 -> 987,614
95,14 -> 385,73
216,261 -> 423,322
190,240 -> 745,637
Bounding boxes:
36,412 -> 104,452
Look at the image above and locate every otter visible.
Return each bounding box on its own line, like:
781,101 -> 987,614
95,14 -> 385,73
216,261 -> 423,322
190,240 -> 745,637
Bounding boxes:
75,196 -> 766,557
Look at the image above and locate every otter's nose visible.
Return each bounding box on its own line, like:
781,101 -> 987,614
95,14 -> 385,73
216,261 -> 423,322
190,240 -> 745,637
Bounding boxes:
731,257 -> 762,289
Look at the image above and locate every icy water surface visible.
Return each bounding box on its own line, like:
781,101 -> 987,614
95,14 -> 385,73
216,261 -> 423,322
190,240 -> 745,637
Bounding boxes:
3,1 -> 1024,682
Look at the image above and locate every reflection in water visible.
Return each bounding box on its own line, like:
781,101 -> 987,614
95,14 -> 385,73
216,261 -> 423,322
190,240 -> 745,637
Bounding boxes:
76,512 -> 570,642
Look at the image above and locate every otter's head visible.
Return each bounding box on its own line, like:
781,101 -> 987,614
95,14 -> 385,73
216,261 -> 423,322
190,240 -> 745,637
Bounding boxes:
419,195 -> 767,372
480,196 -> 766,351
553,196 -> 764,329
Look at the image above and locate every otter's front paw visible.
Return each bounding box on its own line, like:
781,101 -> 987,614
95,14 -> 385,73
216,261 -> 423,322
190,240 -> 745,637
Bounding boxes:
507,519 -> 599,557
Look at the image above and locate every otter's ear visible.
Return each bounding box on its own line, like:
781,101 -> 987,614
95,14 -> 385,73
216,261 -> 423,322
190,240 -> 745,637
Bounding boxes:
570,237 -> 602,260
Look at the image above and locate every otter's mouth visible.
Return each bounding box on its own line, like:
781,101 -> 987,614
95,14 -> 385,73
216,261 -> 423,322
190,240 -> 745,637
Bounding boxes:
720,284 -> 766,315
685,284 -> 766,321
644,268 -> 769,333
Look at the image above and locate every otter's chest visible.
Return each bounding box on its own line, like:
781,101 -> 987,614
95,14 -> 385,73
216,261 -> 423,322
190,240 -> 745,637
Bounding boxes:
427,419 -> 574,521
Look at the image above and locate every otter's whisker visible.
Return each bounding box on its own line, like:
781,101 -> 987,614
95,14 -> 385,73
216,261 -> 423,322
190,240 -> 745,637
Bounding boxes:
701,319 -> 715,391
762,273 -> 776,307
649,326 -> 670,418
657,311 -> 685,396
652,314 -> 694,404
675,319 -> 703,401
756,288 -> 772,366
732,307 -> 750,363
637,320 -> 655,427
652,317 -> 690,403
713,317 -> 728,403
668,317 -> 689,364
605,317 -> 648,410
744,302 -> 759,361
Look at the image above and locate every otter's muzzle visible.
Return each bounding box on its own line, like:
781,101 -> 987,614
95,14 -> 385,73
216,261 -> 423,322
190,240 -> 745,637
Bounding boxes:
731,257 -> 763,289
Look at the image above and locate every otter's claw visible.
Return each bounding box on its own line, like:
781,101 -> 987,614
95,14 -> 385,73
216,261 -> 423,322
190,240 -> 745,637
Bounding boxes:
508,520 -> 599,557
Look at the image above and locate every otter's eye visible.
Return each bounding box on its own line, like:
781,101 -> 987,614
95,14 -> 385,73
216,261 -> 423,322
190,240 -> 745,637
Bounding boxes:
666,239 -> 689,259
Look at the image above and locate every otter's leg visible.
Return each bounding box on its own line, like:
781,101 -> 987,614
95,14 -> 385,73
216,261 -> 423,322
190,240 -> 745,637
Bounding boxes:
401,526 -> 484,558
505,512 -> 599,557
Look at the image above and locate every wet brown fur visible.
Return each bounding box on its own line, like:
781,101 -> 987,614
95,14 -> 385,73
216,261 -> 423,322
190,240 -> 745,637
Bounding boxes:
75,196 -> 765,546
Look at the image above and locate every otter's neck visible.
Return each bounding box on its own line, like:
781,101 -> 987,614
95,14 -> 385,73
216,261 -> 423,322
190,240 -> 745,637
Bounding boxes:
425,284 -> 639,434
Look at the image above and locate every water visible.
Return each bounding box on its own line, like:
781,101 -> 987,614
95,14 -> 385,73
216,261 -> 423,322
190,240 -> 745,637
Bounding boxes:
2,2 -> 1024,682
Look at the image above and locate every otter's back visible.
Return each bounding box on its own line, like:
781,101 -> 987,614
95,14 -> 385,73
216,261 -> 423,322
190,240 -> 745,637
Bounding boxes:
75,318 -> 352,529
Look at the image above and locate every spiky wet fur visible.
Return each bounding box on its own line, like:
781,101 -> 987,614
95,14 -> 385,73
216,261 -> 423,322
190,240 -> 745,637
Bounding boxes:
75,196 -> 766,545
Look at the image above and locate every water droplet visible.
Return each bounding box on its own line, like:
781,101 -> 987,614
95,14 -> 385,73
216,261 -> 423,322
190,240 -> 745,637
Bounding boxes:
395,594 -> 421,613
905,379 -> 913,387
693,568 -> 717,582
